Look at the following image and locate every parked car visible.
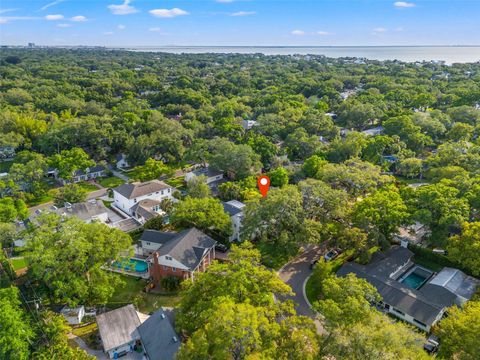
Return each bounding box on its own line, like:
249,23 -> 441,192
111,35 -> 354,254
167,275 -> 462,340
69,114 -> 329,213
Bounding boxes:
423,335 -> 439,354
215,243 -> 228,253
324,249 -> 339,262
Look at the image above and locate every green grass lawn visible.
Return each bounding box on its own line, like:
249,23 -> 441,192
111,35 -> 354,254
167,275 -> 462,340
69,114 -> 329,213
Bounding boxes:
412,255 -> 444,272
305,275 -> 320,305
77,182 -> 99,192
165,176 -> 185,189
98,176 -> 125,189
109,273 -> 181,314
72,322 -> 101,350
26,194 -> 54,207
10,257 -> 28,271
0,160 -> 13,173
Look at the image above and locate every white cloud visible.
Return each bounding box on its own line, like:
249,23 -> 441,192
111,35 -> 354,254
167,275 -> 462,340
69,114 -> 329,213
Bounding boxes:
0,16 -> 42,24
317,31 -> 331,36
291,30 -> 305,36
0,18 -> 8,24
104,31 -> 114,35
373,27 -> 387,33
149,8 -> 189,18
0,9 -> 18,15
71,15 -> 87,22
216,0 -> 234,3
395,27 -> 404,32
394,2 -> 416,8
57,23 -> 71,27
108,0 -> 139,15
230,11 -> 256,17
45,14 -> 64,20
117,24 -> 126,30
40,0 -> 65,11
149,27 -> 161,32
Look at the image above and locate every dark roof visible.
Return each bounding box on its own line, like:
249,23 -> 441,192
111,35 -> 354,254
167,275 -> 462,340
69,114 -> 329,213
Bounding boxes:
96,304 -> 141,352
222,202 -> 243,216
114,180 -> 171,199
141,230 -> 177,244
137,309 -> 180,360
74,165 -> 106,176
336,247 -> 460,326
191,167 -> 223,178
149,228 -> 217,271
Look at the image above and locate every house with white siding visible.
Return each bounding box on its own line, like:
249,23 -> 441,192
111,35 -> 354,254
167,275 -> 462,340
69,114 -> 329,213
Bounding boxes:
112,180 -> 174,217
222,200 -> 246,242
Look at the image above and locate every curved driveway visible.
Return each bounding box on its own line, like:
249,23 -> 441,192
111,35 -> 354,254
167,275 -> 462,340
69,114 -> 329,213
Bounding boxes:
278,244 -> 326,332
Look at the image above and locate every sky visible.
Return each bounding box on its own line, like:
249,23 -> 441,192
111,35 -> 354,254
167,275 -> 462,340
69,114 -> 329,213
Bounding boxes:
0,0 -> 479,47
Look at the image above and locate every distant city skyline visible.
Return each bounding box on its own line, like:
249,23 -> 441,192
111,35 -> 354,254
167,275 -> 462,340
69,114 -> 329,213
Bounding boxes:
1,1 -> 479,47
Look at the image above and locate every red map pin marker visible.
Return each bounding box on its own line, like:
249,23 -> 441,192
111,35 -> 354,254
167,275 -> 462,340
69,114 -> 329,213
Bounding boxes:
257,175 -> 270,197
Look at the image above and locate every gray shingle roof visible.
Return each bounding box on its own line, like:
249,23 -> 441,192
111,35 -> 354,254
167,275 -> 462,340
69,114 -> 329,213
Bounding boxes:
336,247 -> 467,327
146,228 -> 217,271
96,305 -> 141,352
114,180 -> 171,199
137,309 -> 180,360
222,201 -> 243,216
141,230 -> 177,244
191,167 -> 223,178
74,165 -> 106,176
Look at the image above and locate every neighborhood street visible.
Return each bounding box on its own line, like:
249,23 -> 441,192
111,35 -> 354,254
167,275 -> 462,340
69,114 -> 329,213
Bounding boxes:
278,244 -> 326,333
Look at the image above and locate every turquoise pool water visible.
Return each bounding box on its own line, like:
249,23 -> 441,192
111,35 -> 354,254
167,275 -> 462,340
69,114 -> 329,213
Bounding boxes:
401,272 -> 426,289
399,266 -> 432,289
113,258 -> 148,273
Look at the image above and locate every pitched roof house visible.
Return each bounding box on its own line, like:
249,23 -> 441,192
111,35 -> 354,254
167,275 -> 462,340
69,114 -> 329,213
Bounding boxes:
140,228 -> 217,282
222,200 -> 246,242
113,180 -> 174,221
97,305 -> 179,360
337,246 -> 479,332
184,166 -> 224,185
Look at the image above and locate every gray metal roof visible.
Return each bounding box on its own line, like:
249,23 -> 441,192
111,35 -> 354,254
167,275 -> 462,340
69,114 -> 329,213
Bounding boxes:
428,267 -> 479,304
146,228 -> 217,270
96,305 -> 141,352
114,180 -> 171,199
137,309 -> 180,360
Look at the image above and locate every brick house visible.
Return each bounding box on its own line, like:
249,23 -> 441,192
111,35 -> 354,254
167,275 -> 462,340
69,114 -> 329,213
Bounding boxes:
141,228 -> 217,282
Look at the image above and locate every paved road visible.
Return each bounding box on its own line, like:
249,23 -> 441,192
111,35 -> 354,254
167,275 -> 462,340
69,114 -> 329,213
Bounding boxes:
110,169 -> 129,182
68,333 -> 107,359
28,188 -> 107,214
278,244 -> 326,333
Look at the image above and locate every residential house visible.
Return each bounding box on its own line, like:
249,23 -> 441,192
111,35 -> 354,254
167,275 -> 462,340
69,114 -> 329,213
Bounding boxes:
96,304 -> 143,359
361,126 -> 384,137
60,305 -> 85,325
337,246 -> 479,332
115,154 -> 129,169
394,222 -> 430,247
140,228 -> 217,281
57,165 -> 106,185
58,200 -> 110,224
184,166 -> 224,185
222,200 -> 246,241
113,180 -> 174,217
241,119 -> 259,130
0,146 -> 15,160
131,199 -> 164,224
137,309 -> 180,360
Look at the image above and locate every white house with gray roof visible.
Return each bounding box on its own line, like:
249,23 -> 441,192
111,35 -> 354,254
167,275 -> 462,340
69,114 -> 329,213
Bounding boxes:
337,246 -> 479,332
113,180 -> 174,217
184,166 -> 224,185
222,200 -> 246,241
97,305 -> 179,360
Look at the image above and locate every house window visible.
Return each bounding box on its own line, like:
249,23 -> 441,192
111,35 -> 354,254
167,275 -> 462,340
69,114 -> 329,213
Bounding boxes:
163,266 -> 168,270
161,190 -> 164,195
413,319 -> 427,328
134,199 -> 137,203
172,267 -> 176,272
156,191 -> 159,194
166,256 -> 172,261
393,308 -> 405,316
146,242 -> 150,246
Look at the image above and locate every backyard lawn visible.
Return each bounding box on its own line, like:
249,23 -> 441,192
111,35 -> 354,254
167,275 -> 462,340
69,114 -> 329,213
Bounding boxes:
98,176 -> 125,189
10,257 -> 28,271
165,176 -> 186,189
109,273 -> 181,314
72,322 -> 101,350
77,182 -> 99,192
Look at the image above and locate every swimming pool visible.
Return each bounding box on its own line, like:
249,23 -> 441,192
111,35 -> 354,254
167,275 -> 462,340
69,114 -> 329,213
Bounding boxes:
113,258 -> 148,273
398,265 -> 433,290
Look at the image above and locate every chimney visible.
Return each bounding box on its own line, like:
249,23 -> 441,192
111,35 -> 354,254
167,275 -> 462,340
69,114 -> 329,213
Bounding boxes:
151,251 -> 161,283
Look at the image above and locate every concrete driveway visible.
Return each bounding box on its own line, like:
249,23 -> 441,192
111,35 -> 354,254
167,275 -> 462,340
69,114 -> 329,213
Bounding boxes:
278,244 -> 326,333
